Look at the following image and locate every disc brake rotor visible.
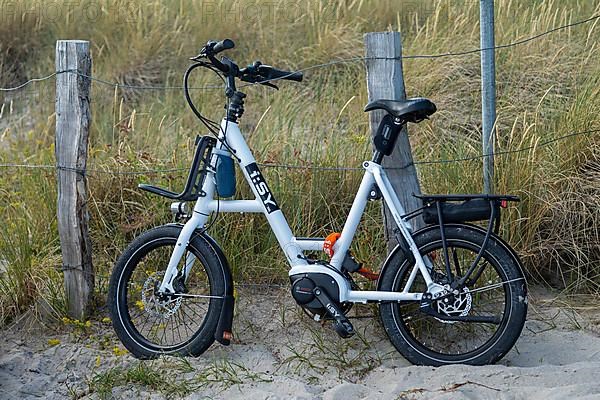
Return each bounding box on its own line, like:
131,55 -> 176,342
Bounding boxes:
435,288 -> 472,324
140,271 -> 182,319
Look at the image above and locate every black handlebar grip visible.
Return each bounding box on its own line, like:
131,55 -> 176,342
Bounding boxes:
284,71 -> 303,82
213,39 -> 235,54
258,65 -> 303,82
272,68 -> 303,82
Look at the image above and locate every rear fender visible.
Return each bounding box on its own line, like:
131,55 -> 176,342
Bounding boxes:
376,223 -> 525,291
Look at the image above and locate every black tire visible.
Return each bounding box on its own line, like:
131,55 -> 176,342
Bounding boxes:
378,225 -> 527,366
108,225 -> 224,359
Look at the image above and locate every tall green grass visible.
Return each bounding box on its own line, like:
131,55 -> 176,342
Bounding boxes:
1,0 -> 599,322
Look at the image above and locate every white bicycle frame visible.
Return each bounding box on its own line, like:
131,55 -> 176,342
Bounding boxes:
159,119 -> 443,302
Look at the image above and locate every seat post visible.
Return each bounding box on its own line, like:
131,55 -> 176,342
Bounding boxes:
372,150 -> 384,164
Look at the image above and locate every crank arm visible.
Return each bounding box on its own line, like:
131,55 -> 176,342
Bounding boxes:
313,287 -> 354,338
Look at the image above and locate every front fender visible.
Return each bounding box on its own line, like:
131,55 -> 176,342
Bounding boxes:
195,229 -> 235,346
165,223 -> 235,345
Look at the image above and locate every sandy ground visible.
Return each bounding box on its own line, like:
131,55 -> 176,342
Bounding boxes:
1,286 -> 600,400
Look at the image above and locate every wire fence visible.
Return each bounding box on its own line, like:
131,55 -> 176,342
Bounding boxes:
1,126 -> 598,176
55,262 -> 293,286
1,13 -> 599,176
1,14 -> 598,93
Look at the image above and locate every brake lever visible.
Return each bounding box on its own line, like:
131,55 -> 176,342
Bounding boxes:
190,46 -> 208,62
261,82 -> 279,90
190,40 -> 220,62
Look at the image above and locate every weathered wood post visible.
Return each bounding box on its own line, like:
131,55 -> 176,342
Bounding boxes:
480,0 -> 497,194
55,40 -> 94,319
364,32 -> 423,251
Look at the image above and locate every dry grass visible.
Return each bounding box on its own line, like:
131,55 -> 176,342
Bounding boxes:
0,0 -> 599,322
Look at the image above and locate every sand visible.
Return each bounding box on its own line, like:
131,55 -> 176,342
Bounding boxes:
1,286 -> 599,400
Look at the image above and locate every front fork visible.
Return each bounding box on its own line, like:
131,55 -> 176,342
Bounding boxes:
157,213 -> 207,294
158,168 -> 217,294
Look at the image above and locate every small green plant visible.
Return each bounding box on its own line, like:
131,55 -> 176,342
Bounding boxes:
88,362 -> 194,400
194,359 -> 271,389
280,310 -> 384,380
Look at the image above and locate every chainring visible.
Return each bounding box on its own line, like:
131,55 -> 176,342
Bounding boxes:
298,269 -> 357,322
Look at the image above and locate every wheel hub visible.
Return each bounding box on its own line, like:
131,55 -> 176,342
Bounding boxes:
141,271 -> 182,319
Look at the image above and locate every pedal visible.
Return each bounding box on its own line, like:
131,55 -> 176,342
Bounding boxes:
332,320 -> 355,339
313,286 -> 354,338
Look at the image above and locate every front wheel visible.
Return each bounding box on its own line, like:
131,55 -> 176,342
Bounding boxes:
378,225 -> 527,366
108,225 -> 225,359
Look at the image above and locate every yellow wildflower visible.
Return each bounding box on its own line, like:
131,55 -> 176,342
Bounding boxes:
112,347 -> 128,356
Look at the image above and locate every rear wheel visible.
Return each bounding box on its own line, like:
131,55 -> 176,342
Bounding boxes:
378,225 -> 527,366
108,225 -> 224,359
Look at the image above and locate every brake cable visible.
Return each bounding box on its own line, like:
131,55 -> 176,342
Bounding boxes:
183,61 -> 240,160
183,62 -> 221,134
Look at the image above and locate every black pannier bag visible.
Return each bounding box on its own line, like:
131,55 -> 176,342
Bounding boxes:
422,198 -> 493,224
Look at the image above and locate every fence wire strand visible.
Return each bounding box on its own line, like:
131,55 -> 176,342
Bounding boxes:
0,71 -> 61,92
52,264 -> 291,289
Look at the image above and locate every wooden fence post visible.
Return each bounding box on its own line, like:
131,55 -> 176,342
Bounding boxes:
480,0 -> 496,194
364,32 -> 423,251
55,40 -> 93,319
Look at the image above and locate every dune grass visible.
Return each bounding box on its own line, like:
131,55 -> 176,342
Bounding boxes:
0,0 -> 599,322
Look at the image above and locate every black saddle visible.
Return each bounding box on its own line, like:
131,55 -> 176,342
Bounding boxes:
364,97 -> 436,122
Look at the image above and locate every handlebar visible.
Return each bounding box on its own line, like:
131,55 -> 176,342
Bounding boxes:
192,39 -> 303,89
185,39 -> 303,124
197,38 -> 235,58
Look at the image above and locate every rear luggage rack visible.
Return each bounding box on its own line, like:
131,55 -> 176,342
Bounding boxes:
405,194 -> 520,225
416,194 -> 519,225
404,193 -> 520,288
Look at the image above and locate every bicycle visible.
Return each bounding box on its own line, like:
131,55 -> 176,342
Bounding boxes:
108,39 -> 527,366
